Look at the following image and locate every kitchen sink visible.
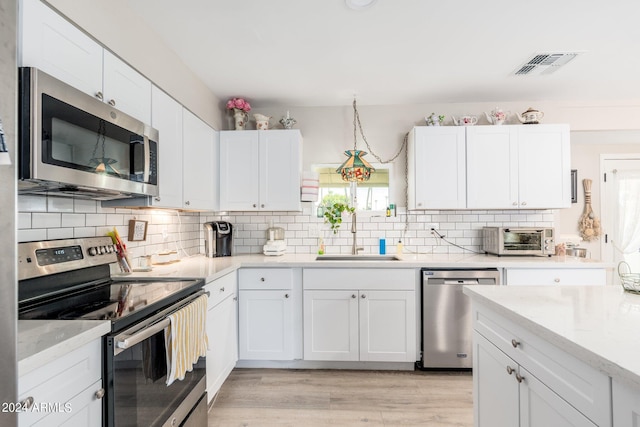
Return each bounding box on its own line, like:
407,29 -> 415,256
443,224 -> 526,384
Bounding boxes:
315,255 -> 401,261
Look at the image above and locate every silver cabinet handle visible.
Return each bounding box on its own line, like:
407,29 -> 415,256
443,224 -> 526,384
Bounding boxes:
185,200 -> 190,205
554,278 -> 561,283
261,204 -> 265,208
20,396 -> 34,410
521,201 -> 527,206
253,204 -> 257,208
154,196 -> 161,202
506,366 -> 514,375
260,277 -> 265,282
108,99 -> 116,106
512,202 -> 518,206
95,91 -> 103,100
351,294 -> 357,298
95,388 -> 105,399
285,293 -> 289,298
515,373 -> 525,383
511,339 -> 520,348
361,294 -> 366,299
220,287 -> 225,292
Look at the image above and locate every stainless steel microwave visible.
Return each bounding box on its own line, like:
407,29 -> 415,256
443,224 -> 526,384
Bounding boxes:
482,227 -> 555,257
18,67 -> 158,200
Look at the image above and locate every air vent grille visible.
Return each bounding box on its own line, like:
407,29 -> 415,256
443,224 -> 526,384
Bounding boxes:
515,52 -> 582,75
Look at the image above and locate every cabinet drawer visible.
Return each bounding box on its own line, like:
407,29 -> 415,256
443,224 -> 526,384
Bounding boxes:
205,272 -> 237,309
19,339 -> 102,426
239,268 -> 294,290
473,305 -> 611,427
304,268 -> 415,290
506,268 -> 606,286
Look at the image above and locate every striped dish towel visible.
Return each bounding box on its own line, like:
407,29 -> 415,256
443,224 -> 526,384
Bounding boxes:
165,294 -> 209,386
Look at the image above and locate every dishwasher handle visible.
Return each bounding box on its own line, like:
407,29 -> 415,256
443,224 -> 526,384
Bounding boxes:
443,279 -> 479,285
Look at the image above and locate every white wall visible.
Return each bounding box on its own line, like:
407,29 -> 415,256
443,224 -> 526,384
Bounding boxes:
45,0 -> 223,129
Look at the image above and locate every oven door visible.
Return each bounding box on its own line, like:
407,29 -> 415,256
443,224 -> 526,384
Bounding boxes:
502,229 -> 544,254
105,298 -> 206,427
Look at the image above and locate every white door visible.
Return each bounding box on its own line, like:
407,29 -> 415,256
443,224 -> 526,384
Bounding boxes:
466,126 -> 519,209
410,127 -> 466,209
473,332 -> 520,427
20,0 -> 103,97
517,124 -> 570,209
303,290 -> 359,361
219,131 -> 260,210
102,51 -> 152,124
151,86 -> 183,209
359,290 -> 416,362
182,110 -> 216,210
206,294 -> 238,401
259,130 -> 302,211
238,290 -> 293,360
601,157 -> 640,277
519,366 -> 597,427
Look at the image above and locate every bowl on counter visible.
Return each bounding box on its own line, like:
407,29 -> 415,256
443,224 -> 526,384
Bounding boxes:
566,248 -> 588,258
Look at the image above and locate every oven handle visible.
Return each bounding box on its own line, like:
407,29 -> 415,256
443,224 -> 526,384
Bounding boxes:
113,290 -> 209,356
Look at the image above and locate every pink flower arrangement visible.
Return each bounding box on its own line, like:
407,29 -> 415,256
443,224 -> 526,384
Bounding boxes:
226,97 -> 251,112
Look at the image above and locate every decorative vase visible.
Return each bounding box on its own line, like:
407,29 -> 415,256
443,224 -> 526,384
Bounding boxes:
233,108 -> 248,130
254,113 -> 272,130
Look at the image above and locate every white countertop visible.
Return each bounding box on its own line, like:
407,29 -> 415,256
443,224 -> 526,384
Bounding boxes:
463,285 -> 640,389
123,253 -> 610,283
18,320 -> 111,376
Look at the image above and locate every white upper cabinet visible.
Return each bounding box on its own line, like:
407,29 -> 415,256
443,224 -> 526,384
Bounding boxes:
467,124 -> 570,209
183,110 -> 218,211
220,130 -> 302,211
150,86 -> 184,208
20,0 -> 152,124
408,126 -> 466,209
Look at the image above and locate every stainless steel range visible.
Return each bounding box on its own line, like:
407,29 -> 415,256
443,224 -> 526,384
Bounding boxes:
18,237 -> 207,427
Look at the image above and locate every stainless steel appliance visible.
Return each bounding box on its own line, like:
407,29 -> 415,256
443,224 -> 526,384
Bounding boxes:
204,221 -> 233,257
18,237 -> 207,427
482,226 -> 555,257
420,268 -> 500,369
18,67 -> 159,200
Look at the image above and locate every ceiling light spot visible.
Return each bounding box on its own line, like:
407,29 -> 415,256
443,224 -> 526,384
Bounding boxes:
345,0 -> 378,10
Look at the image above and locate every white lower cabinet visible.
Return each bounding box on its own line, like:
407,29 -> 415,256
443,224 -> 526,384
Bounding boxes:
238,268 -> 302,361
303,269 -> 416,363
204,272 -> 238,402
613,380 -> 640,427
18,339 -> 103,426
505,268 -> 606,286
473,304 -> 611,427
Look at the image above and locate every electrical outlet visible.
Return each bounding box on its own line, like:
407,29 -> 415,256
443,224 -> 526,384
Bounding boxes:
308,223 -> 319,238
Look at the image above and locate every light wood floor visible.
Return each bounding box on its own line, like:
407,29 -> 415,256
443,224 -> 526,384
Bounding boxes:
207,368 -> 473,426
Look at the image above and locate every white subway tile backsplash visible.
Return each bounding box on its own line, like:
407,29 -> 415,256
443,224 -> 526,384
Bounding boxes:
32,213 -> 61,228
86,214 -> 107,227
18,195 -> 47,212
47,197 -> 74,212
19,229 -> 47,242
47,228 -> 74,240
18,213 -> 31,229
61,214 -> 85,227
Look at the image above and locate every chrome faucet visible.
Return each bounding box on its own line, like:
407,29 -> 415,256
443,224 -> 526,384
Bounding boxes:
351,211 -> 364,255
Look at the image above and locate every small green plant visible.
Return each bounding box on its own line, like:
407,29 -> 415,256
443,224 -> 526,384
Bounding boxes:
323,202 -> 355,234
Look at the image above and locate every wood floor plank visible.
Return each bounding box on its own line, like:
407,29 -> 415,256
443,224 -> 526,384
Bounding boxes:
209,368 -> 473,426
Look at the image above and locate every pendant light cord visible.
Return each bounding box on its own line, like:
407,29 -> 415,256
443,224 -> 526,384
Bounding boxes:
352,99 -> 407,164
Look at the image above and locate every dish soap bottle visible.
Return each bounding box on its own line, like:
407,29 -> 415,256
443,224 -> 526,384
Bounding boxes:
396,240 -> 403,255
317,237 -> 325,255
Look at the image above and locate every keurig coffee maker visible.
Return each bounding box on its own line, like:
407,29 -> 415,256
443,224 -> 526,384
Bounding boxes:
204,221 -> 233,257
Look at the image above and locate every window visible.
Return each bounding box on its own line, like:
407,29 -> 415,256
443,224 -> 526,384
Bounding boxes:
314,164 -> 390,211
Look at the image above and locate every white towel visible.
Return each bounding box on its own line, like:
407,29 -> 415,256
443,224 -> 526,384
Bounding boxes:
165,294 -> 208,386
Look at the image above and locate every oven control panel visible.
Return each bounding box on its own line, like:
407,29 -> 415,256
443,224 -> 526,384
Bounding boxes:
18,236 -> 118,281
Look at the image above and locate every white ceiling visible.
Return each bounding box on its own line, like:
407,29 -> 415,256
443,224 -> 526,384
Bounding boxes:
127,0 -> 640,108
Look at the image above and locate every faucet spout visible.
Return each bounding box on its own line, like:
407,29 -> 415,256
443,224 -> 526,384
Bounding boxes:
351,212 -> 362,255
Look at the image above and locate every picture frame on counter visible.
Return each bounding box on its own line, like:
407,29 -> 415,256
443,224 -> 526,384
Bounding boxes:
128,219 -> 148,241
571,169 -> 578,203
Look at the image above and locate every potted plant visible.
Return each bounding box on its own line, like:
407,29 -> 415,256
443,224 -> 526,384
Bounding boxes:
323,202 -> 355,234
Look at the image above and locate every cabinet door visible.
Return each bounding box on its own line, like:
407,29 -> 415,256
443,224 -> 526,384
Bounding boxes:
303,290 -> 359,361
20,0 -> 103,97
103,51 -> 152,124
613,379 -> 640,427
505,268 -> 606,286
359,290 -> 416,362
408,127 -> 466,209
238,290 -> 294,360
30,379 -> 103,427
206,293 -> 238,402
473,332 -> 520,427
520,366 -> 597,427
150,86 -> 183,208
219,131 -> 260,210
466,126 -> 519,209
517,124 -> 570,209
182,110 -> 217,210
259,130 -> 302,211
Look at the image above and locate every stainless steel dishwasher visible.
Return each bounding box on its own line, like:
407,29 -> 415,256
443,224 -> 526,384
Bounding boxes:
420,268 -> 500,369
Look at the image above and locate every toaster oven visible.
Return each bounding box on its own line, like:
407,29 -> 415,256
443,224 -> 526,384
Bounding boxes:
482,227 -> 555,257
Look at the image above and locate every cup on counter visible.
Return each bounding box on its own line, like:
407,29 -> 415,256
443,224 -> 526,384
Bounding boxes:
138,255 -> 153,269
379,238 -> 386,255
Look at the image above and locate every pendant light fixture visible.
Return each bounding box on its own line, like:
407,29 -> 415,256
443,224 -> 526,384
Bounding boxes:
336,99 -> 376,182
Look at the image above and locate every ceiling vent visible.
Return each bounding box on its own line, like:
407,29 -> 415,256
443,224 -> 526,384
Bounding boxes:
514,52 -> 582,76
